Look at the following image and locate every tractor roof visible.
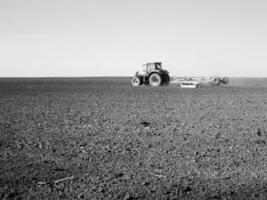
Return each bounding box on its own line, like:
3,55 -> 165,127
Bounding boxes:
146,62 -> 162,65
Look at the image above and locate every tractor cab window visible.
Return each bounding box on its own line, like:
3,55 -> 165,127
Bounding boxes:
144,62 -> 163,73
146,63 -> 155,72
155,63 -> 162,70
141,64 -> 147,73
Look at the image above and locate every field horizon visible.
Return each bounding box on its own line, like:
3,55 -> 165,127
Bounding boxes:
1,77 -> 267,88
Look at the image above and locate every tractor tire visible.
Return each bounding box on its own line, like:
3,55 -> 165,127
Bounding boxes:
221,77 -> 229,84
161,74 -> 170,85
131,76 -> 142,87
164,74 -> 170,85
213,77 -> 221,86
149,73 -> 162,87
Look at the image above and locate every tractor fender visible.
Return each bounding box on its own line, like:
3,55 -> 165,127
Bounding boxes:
148,70 -> 164,76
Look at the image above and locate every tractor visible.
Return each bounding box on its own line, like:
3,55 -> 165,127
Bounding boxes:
131,62 -> 170,87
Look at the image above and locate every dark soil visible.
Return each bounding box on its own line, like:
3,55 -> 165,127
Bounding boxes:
0,78 -> 267,199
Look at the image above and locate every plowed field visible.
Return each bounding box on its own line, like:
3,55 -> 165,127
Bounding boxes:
1,78 -> 267,199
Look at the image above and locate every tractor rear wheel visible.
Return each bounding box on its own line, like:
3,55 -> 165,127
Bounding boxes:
221,77 -> 229,84
149,73 -> 162,87
131,76 -> 141,86
163,74 -> 170,85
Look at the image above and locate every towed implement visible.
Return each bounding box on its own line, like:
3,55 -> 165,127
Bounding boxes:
172,77 -> 229,87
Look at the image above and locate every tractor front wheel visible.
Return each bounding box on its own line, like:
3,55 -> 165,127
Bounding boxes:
213,77 -> 221,86
131,76 -> 142,87
149,73 -> 162,87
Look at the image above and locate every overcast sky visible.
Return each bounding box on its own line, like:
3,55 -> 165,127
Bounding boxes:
1,0 -> 267,77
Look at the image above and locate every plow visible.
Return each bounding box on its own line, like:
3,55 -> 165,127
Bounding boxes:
131,62 -> 229,87
171,76 -> 229,87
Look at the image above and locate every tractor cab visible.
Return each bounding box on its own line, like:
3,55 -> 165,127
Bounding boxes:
145,62 -> 162,73
138,62 -> 162,76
